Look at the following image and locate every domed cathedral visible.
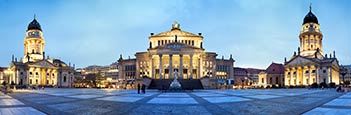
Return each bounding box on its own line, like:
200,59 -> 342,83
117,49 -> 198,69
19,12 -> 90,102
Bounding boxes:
7,16 -> 75,88
118,22 -> 235,89
284,6 -> 340,87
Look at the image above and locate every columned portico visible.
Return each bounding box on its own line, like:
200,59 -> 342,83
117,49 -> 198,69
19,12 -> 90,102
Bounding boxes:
284,6 -> 340,87
123,23 -> 235,89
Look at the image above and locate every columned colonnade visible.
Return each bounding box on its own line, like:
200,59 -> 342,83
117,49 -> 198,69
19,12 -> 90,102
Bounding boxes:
285,65 -> 335,86
151,54 -> 200,79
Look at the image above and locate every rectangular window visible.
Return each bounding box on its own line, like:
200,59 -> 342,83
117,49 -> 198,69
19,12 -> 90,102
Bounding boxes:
306,79 -> 308,84
193,69 -> 197,74
288,80 -> 290,85
155,69 -> 159,74
183,69 -> 187,73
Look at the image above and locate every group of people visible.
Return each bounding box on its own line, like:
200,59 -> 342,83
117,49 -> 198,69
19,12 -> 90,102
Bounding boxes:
336,85 -> 344,92
137,84 -> 146,94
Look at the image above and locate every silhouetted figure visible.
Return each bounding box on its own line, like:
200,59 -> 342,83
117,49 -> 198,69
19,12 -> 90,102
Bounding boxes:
141,84 -> 146,94
137,84 -> 141,94
161,85 -> 166,93
4,86 -> 7,94
336,86 -> 342,92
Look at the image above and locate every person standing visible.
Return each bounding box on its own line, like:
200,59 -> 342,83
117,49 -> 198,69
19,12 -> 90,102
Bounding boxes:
141,84 -> 146,94
137,84 -> 141,94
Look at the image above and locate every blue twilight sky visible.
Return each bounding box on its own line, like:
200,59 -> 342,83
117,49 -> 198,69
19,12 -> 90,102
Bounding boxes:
0,0 -> 350,69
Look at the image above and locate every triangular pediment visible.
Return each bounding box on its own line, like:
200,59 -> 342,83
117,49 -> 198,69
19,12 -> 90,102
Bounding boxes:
285,56 -> 316,66
30,60 -> 57,68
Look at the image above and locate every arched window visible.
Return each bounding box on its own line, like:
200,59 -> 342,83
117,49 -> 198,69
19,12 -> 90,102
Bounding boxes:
269,77 -> 272,84
158,40 -> 160,46
64,76 -> 67,82
276,77 -> 278,84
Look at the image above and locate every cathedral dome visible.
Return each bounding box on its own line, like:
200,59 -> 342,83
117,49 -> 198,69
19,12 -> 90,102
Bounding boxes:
27,18 -> 42,31
303,10 -> 318,25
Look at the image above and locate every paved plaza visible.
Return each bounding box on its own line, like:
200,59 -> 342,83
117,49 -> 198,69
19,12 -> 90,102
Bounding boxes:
0,88 -> 350,115
0,92 -> 45,115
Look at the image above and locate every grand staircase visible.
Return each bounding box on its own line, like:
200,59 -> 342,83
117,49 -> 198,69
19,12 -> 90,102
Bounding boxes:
148,79 -> 203,90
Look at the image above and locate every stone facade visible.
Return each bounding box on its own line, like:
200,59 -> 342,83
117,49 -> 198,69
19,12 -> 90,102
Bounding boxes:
284,7 -> 339,87
7,17 -> 75,87
258,63 -> 285,87
118,23 -> 235,89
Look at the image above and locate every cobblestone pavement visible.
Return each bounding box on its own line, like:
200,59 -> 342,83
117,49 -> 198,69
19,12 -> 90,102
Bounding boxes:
2,88 -> 347,115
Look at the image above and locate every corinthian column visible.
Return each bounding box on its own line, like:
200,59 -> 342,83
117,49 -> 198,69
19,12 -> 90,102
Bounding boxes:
179,54 -> 183,79
159,54 -> 163,79
169,54 -> 173,79
151,58 -> 155,79
190,54 -> 193,79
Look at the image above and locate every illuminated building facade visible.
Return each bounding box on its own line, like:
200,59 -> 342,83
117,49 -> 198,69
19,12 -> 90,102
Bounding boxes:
118,23 -> 235,89
258,63 -> 285,87
284,7 -> 340,86
7,17 -> 75,87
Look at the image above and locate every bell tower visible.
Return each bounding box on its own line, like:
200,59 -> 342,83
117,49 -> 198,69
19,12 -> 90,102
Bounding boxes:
299,5 -> 323,58
23,16 -> 45,63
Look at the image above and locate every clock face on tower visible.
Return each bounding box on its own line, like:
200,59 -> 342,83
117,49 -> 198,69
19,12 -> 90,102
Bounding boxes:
28,31 -> 39,37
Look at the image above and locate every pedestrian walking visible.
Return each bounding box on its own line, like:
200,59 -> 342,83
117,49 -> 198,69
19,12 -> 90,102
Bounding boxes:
137,84 -> 141,94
